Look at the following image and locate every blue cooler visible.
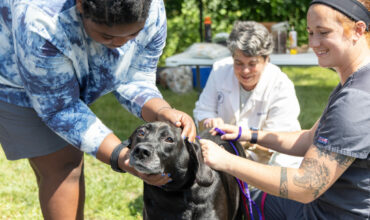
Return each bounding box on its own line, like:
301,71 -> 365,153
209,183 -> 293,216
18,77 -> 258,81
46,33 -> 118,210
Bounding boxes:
191,66 -> 212,89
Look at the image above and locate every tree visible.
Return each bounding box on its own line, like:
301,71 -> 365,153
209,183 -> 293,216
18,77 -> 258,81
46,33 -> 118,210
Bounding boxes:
161,0 -> 311,65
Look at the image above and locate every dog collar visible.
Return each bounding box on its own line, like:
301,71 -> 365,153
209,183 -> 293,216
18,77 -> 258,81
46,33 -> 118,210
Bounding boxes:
110,139 -> 131,173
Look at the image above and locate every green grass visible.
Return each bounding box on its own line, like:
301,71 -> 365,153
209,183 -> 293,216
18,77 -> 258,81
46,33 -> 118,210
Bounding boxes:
282,66 -> 339,128
0,66 -> 338,219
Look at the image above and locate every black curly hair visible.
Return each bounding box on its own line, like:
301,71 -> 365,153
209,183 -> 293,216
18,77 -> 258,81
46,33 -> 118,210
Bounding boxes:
80,0 -> 152,26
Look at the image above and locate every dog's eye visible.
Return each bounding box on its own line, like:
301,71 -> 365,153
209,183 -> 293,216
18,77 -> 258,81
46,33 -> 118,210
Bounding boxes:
137,129 -> 145,137
165,137 -> 174,143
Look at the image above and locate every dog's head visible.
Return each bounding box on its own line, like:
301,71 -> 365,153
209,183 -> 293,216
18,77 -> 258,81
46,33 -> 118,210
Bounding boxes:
129,121 -> 214,190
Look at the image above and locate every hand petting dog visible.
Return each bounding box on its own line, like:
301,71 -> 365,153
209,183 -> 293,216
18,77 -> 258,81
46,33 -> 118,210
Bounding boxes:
156,106 -> 197,142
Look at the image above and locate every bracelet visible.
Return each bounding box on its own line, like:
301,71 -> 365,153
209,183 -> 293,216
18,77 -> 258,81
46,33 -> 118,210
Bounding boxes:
232,126 -> 242,141
250,127 -> 258,144
110,139 -> 131,173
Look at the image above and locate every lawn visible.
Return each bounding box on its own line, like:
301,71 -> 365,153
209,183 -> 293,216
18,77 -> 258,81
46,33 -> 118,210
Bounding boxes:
0,66 -> 339,219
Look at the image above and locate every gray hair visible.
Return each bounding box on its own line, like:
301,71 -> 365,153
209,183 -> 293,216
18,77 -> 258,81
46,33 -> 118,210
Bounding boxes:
227,21 -> 274,58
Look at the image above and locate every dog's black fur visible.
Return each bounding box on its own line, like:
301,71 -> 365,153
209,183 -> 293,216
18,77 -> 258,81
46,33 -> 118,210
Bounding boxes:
128,121 -> 246,220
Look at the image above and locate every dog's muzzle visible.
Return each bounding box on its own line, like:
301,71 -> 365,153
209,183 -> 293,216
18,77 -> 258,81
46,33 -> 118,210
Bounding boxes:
129,143 -> 162,174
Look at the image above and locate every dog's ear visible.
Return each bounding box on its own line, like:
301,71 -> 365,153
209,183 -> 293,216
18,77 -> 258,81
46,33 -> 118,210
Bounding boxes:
185,138 -> 214,187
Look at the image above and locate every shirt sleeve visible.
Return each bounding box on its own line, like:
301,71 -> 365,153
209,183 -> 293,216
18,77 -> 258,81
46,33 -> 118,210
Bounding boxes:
13,8 -> 111,156
262,75 -> 301,132
314,88 -> 370,159
193,67 -> 219,123
113,1 -> 166,118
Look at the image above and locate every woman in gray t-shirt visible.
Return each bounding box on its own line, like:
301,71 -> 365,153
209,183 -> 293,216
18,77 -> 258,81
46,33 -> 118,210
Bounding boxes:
200,0 -> 370,219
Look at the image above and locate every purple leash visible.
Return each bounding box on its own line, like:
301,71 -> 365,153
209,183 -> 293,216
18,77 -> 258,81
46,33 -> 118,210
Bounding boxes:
213,127 -> 262,220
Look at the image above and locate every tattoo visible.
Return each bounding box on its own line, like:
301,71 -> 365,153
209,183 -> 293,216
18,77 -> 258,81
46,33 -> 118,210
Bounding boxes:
315,148 -> 355,169
293,147 -> 355,199
334,154 -> 355,168
279,167 -> 288,198
315,147 -> 331,158
293,158 -> 330,199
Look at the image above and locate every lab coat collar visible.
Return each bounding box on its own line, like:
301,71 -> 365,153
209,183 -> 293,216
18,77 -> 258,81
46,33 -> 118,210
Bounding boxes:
222,63 -> 277,120
222,62 -> 275,98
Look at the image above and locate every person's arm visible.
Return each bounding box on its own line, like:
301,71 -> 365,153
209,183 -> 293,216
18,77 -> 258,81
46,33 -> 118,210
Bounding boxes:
200,138 -> 355,203
213,119 -> 319,157
252,120 -> 318,156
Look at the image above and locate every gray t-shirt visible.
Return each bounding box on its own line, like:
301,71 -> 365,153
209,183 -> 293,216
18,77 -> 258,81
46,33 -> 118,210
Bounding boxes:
305,63 -> 370,219
239,85 -> 252,112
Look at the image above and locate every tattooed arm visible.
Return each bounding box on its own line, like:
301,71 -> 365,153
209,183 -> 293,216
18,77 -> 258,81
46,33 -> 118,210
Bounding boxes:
201,140 -> 355,204
259,118 -> 355,202
201,118 -> 355,203
287,145 -> 355,202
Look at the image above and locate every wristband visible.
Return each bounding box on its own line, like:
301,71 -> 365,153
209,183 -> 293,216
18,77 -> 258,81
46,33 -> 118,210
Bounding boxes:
110,139 -> 131,173
250,127 -> 258,144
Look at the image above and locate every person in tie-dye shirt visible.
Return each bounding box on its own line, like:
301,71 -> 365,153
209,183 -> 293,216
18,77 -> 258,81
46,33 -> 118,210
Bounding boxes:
0,0 -> 196,218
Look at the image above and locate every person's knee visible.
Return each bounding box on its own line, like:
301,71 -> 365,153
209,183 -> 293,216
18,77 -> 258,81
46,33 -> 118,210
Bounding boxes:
30,145 -> 84,183
61,160 -> 84,182
41,159 -> 84,184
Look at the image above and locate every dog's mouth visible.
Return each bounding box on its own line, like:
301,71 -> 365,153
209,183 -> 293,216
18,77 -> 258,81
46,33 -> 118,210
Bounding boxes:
129,158 -> 163,174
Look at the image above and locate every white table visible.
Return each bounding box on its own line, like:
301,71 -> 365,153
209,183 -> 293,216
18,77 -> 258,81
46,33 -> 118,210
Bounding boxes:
165,51 -> 318,67
165,51 -> 318,91
269,52 -> 318,66
166,53 -> 222,67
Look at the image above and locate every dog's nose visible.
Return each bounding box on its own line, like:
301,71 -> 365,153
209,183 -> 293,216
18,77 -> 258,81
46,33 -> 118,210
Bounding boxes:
133,145 -> 152,160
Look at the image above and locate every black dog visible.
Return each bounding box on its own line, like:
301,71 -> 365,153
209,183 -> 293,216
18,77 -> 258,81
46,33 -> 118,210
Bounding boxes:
128,121 -> 246,220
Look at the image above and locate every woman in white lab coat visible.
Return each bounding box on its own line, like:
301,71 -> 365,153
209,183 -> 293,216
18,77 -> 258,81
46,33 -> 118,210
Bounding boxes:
193,21 -> 302,167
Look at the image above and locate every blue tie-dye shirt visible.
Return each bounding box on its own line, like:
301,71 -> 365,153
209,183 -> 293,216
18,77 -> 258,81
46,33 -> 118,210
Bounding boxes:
0,0 -> 166,156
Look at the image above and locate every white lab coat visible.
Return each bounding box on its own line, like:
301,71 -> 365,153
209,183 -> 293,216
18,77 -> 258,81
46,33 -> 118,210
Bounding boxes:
193,57 -> 303,167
